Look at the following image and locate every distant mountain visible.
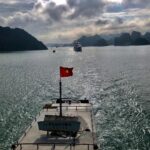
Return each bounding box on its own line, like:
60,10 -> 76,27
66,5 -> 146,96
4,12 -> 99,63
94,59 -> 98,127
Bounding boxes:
95,38 -> 108,46
0,26 -> 47,52
114,33 -> 131,46
144,32 -> 150,42
74,31 -> 150,47
131,37 -> 149,45
101,33 -> 120,45
114,31 -> 150,46
76,35 -> 108,46
131,31 -> 142,41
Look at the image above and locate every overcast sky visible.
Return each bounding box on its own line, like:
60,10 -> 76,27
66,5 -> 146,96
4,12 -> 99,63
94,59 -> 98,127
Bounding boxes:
0,0 -> 150,44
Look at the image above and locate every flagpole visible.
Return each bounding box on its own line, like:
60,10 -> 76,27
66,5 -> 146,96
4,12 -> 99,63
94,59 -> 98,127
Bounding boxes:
59,77 -> 62,117
59,66 -> 73,117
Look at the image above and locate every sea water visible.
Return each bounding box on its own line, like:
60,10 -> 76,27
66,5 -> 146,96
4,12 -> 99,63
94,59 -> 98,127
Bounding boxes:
0,46 -> 149,150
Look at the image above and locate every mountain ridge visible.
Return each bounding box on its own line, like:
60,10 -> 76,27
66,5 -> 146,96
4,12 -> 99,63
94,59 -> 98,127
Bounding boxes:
0,26 -> 48,52
75,31 -> 150,46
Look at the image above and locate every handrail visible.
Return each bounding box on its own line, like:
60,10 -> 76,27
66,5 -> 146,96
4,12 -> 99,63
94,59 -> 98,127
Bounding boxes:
44,105 -> 92,113
44,106 -> 91,108
12,143 -> 95,150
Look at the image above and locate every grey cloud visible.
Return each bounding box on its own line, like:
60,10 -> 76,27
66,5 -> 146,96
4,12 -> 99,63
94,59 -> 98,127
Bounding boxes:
0,0 -> 106,26
123,0 -> 150,8
106,24 -> 136,32
34,1 -> 43,10
0,1 -> 44,28
105,3 -> 124,13
67,0 -> 77,7
104,0 -> 150,14
0,17 -> 5,25
95,19 -> 109,26
115,17 -> 123,24
34,1 -> 68,21
2,0 -> 68,28
95,17 -> 123,27
0,2 -> 34,16
67,0 -> 105,19
6,12 -> 37,27
44,3 -> 68,21
145,21 -> 150,27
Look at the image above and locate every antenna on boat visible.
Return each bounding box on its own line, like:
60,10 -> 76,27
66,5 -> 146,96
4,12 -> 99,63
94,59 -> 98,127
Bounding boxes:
59,66 -> 73,117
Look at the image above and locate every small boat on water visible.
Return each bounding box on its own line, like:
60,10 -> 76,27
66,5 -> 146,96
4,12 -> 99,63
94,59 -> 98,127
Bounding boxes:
11,67 -> 98,150
74,41 -> 82,52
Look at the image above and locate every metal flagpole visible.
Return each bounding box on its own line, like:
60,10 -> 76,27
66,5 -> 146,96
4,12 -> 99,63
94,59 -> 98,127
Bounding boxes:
59,77 -> 62,117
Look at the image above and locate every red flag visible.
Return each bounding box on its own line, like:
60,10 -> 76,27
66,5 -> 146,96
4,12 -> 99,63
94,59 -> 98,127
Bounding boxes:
60,66 -> 73,77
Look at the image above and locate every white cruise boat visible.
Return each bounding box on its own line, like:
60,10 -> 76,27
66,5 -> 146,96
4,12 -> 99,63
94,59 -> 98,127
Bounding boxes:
73,41 -> 82,52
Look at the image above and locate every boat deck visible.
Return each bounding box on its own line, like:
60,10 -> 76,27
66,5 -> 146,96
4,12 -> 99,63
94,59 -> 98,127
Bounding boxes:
14,101 -> 97,150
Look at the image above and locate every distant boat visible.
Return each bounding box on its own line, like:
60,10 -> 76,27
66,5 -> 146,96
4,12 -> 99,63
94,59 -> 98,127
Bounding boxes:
74,41 -> 82,52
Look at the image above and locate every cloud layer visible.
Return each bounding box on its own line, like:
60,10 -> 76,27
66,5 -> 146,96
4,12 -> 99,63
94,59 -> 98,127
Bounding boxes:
0,0 -> 150,43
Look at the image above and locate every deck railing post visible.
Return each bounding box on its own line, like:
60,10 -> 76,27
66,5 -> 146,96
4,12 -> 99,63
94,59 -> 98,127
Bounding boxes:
37,144 -> 39,150
70,144 -> 72,150
88,144 -> 89,150
11,144 -> 16,150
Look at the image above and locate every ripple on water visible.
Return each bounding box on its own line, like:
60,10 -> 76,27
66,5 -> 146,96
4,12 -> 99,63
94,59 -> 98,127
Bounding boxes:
94,78 -> 150,150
